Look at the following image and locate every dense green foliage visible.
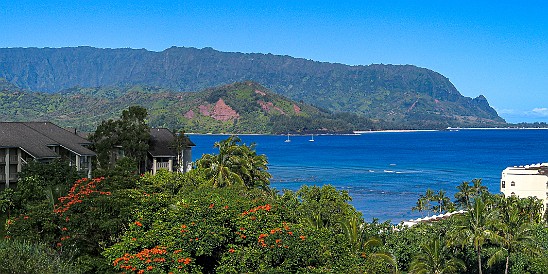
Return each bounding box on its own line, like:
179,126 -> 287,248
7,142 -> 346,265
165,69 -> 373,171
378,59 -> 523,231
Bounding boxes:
1,136 -> 547,273
0,47 -> 505,129
88,106 -> 150,170
0,239 -> 81,274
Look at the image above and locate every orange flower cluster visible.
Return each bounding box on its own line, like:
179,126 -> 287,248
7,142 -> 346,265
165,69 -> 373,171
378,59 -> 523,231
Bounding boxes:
255,224 -> 301,249
235,227 -> 248,240
177,257 -> 192,265
241,204 -> 272,216
113,246 -> 185,272
54,177 -> 110,214
257,233 -> 268,247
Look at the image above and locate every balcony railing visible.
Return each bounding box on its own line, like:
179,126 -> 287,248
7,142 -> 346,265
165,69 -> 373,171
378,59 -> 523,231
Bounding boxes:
156,162 -> 171,170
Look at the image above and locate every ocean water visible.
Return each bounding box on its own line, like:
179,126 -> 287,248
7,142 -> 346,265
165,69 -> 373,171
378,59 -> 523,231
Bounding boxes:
189,130 -> 548,223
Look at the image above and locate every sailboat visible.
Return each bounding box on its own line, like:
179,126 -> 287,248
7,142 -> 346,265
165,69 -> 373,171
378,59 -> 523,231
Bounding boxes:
309,134 -> 315,142
284,133 -> 291,143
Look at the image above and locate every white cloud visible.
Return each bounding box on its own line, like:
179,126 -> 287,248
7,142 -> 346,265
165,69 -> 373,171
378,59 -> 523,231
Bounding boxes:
495,108 -> 516,115
495,107 -> 548,123
531,108 -> 548,116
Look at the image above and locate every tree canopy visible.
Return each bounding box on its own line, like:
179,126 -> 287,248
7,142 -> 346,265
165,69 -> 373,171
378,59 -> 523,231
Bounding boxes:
88,106 -> 150,171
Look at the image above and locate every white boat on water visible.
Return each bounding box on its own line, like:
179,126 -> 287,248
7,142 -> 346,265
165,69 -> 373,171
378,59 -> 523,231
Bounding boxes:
284,133 -> 291,142
309,134 -> 314,142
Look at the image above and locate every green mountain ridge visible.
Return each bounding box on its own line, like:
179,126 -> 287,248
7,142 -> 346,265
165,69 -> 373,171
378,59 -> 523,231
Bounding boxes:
0,79 -> 375,133
0,46 -> 505,128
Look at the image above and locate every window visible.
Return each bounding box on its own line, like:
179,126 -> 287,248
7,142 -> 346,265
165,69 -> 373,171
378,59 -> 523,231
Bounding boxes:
501,181 -> 505,188
546,181 -> 548,188
511,181 -> 515,187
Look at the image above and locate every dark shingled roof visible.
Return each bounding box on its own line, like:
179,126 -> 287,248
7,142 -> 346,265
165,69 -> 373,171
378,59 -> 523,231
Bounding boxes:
148,128 -> 195,157
0,122 -> 96,159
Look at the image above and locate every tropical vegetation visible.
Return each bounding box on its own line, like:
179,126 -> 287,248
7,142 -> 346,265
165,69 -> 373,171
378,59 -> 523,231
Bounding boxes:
1,108 -> 547,273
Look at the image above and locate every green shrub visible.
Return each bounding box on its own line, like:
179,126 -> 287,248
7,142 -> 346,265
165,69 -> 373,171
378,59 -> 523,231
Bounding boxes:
0,239 -> 80,274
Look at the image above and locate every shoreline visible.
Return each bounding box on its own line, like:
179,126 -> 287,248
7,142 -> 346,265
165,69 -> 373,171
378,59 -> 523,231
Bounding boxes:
354,130 -> 438,134
185,127 -> 548,135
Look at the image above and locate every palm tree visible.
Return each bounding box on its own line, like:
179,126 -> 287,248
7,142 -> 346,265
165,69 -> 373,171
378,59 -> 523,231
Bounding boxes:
412,196 -> 429,217
424,189 -> 435,214
195,136 -> 271,188
471,178 -> 488,197
432,190 -> 454,214
196,153 -> 244,187
409,237 -> 466,274
454,181 -> 475,209
488,196 -> 541,274
234,143 -> 271,189
519,196 -> 544,223
340,217 -> 398,272
449,196 -> 496,274
196,136 -> 244,187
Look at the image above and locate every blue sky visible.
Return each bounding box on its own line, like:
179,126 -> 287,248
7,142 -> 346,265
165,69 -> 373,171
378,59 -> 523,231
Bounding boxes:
1,1 -> 547,123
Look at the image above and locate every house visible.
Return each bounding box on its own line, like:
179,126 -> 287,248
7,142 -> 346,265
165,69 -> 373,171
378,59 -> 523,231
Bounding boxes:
501,163 -> 548,214
147,128 -> 195,174
0,122 -> 96,188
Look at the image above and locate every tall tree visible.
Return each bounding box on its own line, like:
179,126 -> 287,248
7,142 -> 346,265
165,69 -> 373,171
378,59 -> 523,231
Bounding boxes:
471,178 -> 488,197
454,181 -> 475,209
450,196 -> 496,274
89,106 -> 150,171
117,106 -> 150,162
412,196 -> 429,217
432,190 -> 454,214
169,129 -> 192,172
488,196 -> 542,274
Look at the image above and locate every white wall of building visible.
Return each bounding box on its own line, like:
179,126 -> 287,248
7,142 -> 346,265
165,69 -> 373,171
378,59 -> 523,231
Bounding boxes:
501,163 -> 548,213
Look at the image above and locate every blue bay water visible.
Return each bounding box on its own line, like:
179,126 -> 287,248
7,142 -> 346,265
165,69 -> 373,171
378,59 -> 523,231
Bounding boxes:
189,130 -> 548,223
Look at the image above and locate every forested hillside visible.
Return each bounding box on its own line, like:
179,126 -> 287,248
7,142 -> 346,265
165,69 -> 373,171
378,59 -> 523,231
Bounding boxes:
0,79 -> 376,133
0,47 -> 505,128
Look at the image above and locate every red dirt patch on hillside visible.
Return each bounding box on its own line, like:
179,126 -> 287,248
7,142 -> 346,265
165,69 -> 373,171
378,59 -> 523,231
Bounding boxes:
293,104 -> 301,114
184,110 -> 195,119
198,105 -> 210,116
212,98 -> 239,121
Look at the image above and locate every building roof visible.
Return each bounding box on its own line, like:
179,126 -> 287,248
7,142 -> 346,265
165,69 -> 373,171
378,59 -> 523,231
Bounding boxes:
504,163 -> 548,175
0,122 -> 96,159
148,128 -> 195,157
